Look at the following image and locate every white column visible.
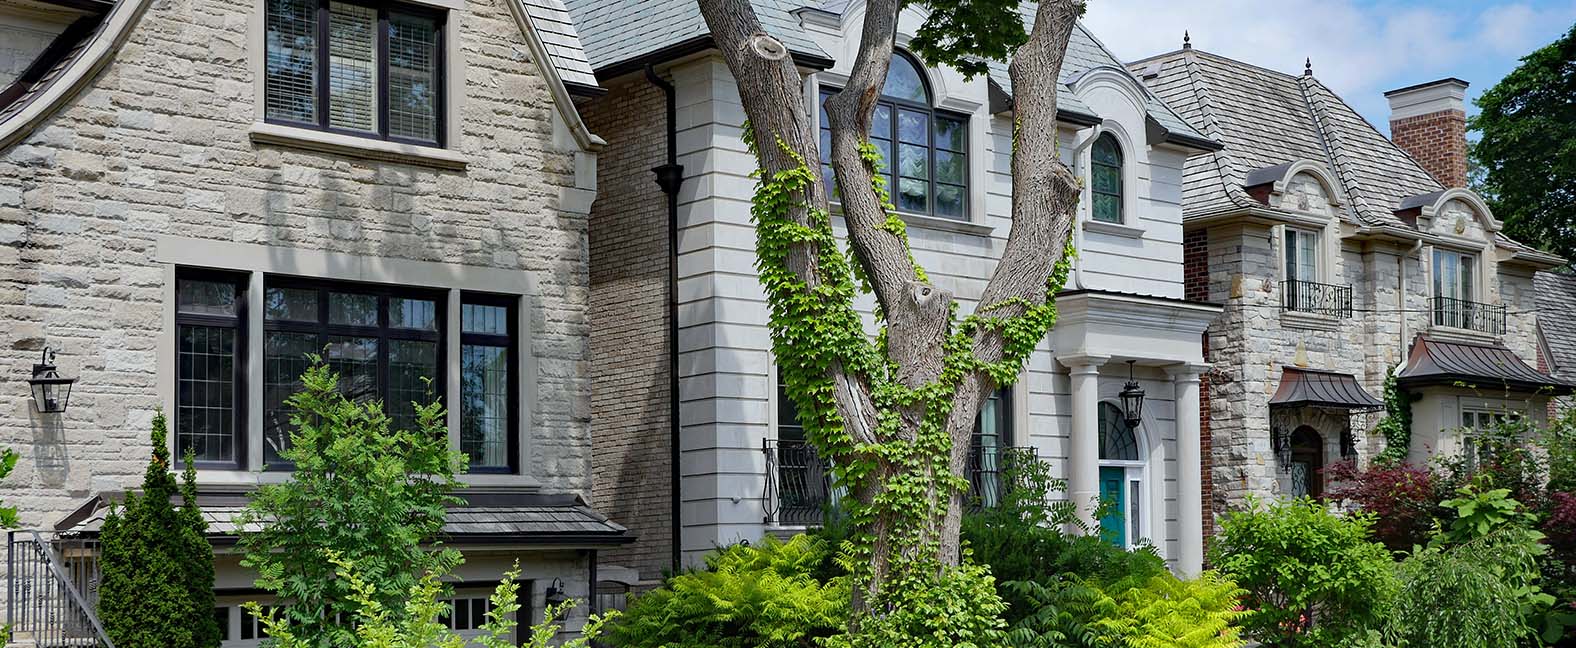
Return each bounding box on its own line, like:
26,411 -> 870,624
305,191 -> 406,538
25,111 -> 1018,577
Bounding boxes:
1168,364 -> 1205,577
1062,355 -> 1107,533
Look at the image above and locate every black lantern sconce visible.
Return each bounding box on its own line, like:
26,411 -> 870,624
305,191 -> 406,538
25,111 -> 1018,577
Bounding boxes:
1119,360 -> 1145,429
28,347 -> 77,414
1272,426 -> 1294,471
544,577 -> 568,607
1340,427 -> 1358,462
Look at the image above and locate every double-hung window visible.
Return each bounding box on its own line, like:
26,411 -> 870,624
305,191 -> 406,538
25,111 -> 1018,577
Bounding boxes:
818,51 -> 969,220
1284,228 -> 1318,283
174,272 -> 521,473
264,0 -> 445,145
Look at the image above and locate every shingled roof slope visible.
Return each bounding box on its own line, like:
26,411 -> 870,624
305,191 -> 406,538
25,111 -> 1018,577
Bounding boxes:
521,0 -> 600,89
563,0 -> 829,74
1130,47 -> 1446,226
1537,272 -> 1576,381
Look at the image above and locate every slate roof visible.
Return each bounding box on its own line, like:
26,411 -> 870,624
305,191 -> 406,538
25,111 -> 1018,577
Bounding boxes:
521,0 -> 601,90
56,489 -> 633,547
1397,335 -> 1576,395
1270,367 -> 1385,411
563,1 -> 1212,147
1130,47 -> 1442,226
563,0 -> 831,76
1536,272 -> 1576,380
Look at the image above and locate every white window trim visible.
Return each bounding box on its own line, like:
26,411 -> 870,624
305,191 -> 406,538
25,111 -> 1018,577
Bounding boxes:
1095,398 -> 1153,551
247,0 -> 467,164
155,236 -> 539,487
1079,124 -> 1144,237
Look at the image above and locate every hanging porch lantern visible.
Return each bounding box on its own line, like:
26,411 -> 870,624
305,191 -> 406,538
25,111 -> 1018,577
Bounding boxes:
1119,360 -> 1145,429
28,347 -> 76,414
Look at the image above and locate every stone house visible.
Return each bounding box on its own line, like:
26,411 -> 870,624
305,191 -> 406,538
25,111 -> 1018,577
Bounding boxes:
1130,42 -> 1571,523
569,0 -> 1223,589
0,0 -> 628,641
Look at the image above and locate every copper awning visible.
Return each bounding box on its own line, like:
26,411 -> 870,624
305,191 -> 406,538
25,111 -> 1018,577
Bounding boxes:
1398,335 -> 1576,395
1270,367 -> 1385,412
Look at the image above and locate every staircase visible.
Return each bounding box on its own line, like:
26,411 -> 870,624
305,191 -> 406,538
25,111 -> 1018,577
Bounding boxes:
6,531 -> 114,648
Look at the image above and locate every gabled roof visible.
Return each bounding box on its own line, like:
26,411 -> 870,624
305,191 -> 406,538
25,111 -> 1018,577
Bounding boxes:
1536,272 -> 1576,380
1130,47 -> 1441,226
1397,335 -> 1576,395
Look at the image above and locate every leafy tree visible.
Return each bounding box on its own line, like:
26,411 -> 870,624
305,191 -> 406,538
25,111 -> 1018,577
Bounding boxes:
99,413 -> 220,648
1209,497 -> 1396,647
239,361 -> 465,647
1471,23 -> 1576,263
691,0 -> 1086,636
0,447 -> 18,528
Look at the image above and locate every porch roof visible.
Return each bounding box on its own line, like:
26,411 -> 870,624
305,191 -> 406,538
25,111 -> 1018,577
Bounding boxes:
1269,367 -> 1384,412
1397,335 -> 1576,396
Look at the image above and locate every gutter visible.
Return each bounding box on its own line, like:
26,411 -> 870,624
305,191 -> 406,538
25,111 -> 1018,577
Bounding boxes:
645,65 -> 685,574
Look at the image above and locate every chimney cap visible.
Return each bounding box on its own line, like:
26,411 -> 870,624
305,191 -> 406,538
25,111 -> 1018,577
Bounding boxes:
1383,77 -> 1469,98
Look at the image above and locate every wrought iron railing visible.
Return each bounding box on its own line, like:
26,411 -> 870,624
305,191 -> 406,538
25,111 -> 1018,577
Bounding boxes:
1280,280 -> 1353,318
7,530 -> 114,648
763,440 -> 1040,525
1433,296 -> 1506,335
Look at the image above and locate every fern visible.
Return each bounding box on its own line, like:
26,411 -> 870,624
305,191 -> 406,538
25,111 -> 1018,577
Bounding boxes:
1092,573 -> 1248,648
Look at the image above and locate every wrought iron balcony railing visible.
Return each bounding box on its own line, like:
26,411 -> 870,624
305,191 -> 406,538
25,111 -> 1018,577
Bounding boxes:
7,530 -> 114,648
1433,296 -> 1506,335
1280,279 -> 1353,318
762,439 -> 1040,526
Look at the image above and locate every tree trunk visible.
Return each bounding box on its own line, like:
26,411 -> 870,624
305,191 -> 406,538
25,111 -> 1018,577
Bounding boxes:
696,0 -> 1084,619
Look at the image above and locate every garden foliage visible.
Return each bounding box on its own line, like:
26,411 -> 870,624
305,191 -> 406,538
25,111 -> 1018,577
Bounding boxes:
98,413 -> 219,648
238,360 -> 465,647
0,447 -> 17,528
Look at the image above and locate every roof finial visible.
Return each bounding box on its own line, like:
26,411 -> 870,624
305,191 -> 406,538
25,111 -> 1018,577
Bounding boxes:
1183,31 -> 1192,50
1304,57 -> 1313,76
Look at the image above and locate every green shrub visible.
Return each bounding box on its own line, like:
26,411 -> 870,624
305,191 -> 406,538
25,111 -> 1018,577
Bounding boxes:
1386,529 -> 1547,647
0,447 -> 17,528
1209,497 -> 1395,647
99,413 -> 219,648
607,534 -> 847,647
238,361 -> 465,647
1092,572 -> 1249,648
822,561 -> 1006,648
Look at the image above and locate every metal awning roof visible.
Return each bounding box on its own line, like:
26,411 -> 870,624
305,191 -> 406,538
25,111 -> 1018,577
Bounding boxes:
1270,367 -> 1385,412
1397,335 -> 1576,395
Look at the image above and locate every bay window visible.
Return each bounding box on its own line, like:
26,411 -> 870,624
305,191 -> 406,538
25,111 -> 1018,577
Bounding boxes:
264,0 -> 445,145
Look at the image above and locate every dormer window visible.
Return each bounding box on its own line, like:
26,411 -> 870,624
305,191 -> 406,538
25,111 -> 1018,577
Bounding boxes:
1091,133 -> 1124,223
265,0 -> 445,146
819,51 -> 969,220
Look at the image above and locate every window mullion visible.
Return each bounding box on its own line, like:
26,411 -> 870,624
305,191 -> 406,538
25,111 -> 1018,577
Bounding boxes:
377,7 -> 390,139
316,0 -> 331,129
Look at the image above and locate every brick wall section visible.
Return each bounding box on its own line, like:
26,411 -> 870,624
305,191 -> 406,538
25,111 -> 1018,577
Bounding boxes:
580,76 -> 674,583
1183,227 -> 1213,543
1389,111 -> 1468,188
0,0 -> 590,565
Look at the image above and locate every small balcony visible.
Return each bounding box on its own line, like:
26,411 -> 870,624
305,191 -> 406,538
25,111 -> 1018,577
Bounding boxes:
762,439 -> 1038,526
1433,296 -> 1506,335
1280,280 -> 1353,318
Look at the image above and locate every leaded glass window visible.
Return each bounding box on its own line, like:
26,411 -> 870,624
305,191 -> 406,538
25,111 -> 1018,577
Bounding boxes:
1098,402 -> 1138,461
264,0 -> 444,146
461,296 -> 517,473
1091,133 -> 1123,223
177,272 -> 248,467
818,51 -> 969,220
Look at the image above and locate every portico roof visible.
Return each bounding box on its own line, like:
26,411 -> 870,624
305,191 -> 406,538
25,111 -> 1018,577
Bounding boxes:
1397,335 -> 1576,395
1269,367 -> 1384,412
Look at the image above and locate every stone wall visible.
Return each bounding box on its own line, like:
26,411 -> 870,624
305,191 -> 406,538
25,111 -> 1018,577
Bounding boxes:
0,0 -> 591,530
581,75 -> 675,583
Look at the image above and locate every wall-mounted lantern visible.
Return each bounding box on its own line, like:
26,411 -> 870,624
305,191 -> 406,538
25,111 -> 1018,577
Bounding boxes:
543,577 -> 567,607
1119,360 -> 1145,429
1272,426 -> 1294,471
28,347 -> 77,414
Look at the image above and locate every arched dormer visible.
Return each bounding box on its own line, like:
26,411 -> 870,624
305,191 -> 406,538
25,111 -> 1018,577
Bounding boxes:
1397,188 -> 1501,242
1065,65 -> 1151,119
1243,159 -> 1343,219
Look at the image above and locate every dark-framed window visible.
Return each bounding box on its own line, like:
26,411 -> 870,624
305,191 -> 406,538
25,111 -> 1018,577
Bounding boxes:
459,294 -> 519,473
264,0 -> 446,146
1091,133 -> 1123,223
819,51 -> 969,220
176,270 -> 249,469
261,278 -> 446,467
970,387 -> 1012,507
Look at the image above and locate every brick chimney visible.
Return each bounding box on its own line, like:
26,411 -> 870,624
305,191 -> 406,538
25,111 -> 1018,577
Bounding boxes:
1385,78 -> 1470,188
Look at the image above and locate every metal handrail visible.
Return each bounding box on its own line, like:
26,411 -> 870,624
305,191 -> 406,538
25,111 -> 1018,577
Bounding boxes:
7,530 -> 116,648
1432,296 -> 1506,335
1280,279 -> 1353,318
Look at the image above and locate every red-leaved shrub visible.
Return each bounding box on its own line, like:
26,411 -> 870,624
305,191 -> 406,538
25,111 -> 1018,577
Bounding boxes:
1325,460 -> 1441,552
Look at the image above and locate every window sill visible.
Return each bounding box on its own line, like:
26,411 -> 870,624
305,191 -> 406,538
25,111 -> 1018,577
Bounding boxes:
1083,219 -> 1146,239
1281,310 -> 1343,332
828,201 -> 995,238
249,122 -> 467,170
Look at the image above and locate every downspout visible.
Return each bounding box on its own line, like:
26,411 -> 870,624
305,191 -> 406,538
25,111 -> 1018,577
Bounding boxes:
645,65 -> 685,573
1068,125 -> 1103,289
1398,238 -> 1423,370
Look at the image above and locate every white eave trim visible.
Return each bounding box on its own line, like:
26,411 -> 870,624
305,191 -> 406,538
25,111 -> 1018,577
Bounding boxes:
0,0 -> 153,151
504,0 -> 605,153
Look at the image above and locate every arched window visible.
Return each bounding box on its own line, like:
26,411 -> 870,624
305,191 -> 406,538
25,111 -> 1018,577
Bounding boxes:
819,51 -> 969,220
1097,402 -> 1144,548
1091,133 -> 1123,223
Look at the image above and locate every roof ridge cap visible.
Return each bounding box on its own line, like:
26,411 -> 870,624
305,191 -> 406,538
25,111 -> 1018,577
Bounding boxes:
1306,75 -> 1447,198
1180,50 -> 1254,209
1298,74 -> 1379,222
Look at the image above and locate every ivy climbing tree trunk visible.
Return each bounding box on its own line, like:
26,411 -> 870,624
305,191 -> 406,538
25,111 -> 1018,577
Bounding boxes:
695,0 -> 1085,629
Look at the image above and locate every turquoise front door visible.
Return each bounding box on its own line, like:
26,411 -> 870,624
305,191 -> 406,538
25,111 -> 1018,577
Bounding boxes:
1099,466 -> 1126,547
